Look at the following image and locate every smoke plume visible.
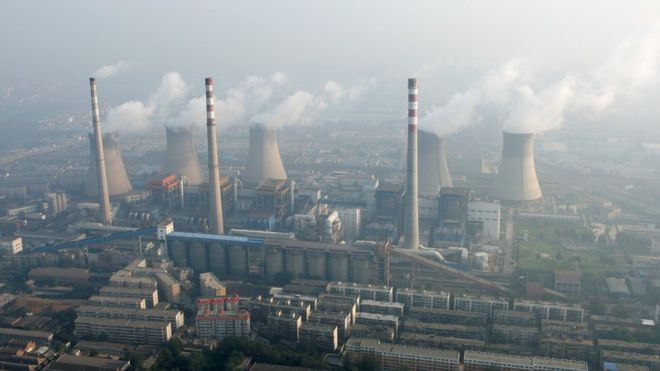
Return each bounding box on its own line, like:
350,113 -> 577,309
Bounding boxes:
420,27 -> 660,135
103,71 -> 376,133
93,60 -> 130,79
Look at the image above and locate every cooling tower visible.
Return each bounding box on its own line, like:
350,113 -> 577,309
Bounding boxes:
243,124 -> 287,185
491,131 -> 542,202
402,78 -> 420,250
84,132 -> 133,197
418,130 -> 453,196
205,77 -> 224,235
164,126 -> 205,186
88,78 -> 114,225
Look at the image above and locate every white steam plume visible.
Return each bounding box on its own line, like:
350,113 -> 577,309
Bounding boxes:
105,71 -> 189,133
104,71 -> 375,133
421,27 -> 660,135
93,60 -> 130,79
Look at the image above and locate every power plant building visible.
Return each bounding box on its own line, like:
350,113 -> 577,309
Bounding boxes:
491,132 -> 543,202
243,124 -> 288,186
164,126 -> 205,186
84,132 -> 133,198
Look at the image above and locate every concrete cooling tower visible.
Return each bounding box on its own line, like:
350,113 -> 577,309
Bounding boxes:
84,132 -> 133,197
164,126 -> 205,186
491,131 -> 542,202
418,130 -> 453,196
243,124 -> 287,185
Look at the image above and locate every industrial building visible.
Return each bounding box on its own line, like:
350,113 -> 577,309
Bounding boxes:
0,327 -> 53,346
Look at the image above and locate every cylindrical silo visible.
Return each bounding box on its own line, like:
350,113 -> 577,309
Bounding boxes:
264,246 -> 284,279
227,245 -> 248,278
208,243 -> 227,278
305,251 -> 327,280
329,253 -> 350,282
285,250 -> 305,278
188,242 -> 208,273
169,240 -> 188,267
350,255 -> 371,284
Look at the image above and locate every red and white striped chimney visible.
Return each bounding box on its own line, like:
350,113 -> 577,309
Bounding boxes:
205,78 -> 224,234
402,78 -> 420,249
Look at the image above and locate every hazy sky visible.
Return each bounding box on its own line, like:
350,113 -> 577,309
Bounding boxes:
2,1 -> 660,134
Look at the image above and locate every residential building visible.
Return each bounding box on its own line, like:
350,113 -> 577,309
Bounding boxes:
344,338 -> 460,371
395,288 -> 450,310
299,323 -> 338,352
74,317 -> 171,345
200,272 -> 227,298
195,309 -> 250,340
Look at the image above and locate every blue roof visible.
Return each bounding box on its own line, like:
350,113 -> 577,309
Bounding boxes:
168,231 -> 263,246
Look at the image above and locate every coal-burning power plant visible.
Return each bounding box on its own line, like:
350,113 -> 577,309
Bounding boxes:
402,78 -> 420,250
88,78 -> 113,224
418,130 -> 453,196
243,124 -> 287,185
84,132 -> 133,198
205,77 -> 224,235
164,126 -> 205,186
491,131 -> 542,202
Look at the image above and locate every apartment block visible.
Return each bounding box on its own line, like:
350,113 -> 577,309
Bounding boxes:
74,317 -> 171,345
299,323 -> 338,352
395,288 -> 450,310
195,309 -> 250,340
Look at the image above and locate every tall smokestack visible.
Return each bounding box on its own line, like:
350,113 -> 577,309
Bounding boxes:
243,124 -> 287,185
402,78 -> 420,249
205,77 -> 224,235
491,132 -> 542,202
418,130 -> 453,196
89,78 -> 112,225
84,132 -> 133,197
164,126 -> 205,186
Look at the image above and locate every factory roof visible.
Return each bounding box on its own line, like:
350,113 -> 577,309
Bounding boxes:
167,231 -> 263,246
0,327 -> 54,340
554,269 -> 581,283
